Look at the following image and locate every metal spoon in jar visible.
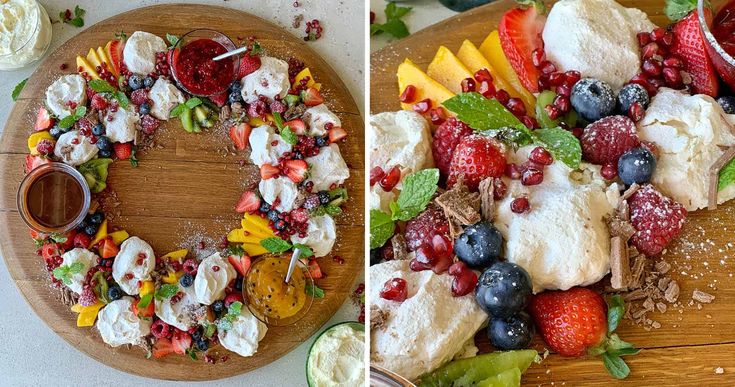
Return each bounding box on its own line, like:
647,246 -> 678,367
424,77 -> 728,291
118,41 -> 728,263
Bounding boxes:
212,46 -> 249,62
284,247 -> 302,283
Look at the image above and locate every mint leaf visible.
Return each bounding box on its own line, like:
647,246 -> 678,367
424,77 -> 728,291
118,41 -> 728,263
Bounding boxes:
385,2 -> 411,19
75,106 -> 87,119
607,295 -> 625,334
217,318 -> 233,331
166,33 -> 180,48
370,18 -> 410,38
293,244 -> 314,258
69,261 -> 84,274
228,301 -> 243,316
261,237 -> 292,254
74,5 -> 85,18
665,0 -> 698,21
88,79 -> 116,93
273,112 -> 285,129
12,78 -> 27,101
532,127 -> 582,169
68,18 -> 84,27
602,353 -> 631,379
718,157 -> 735,191
370,209 -> 395,249
137,294 -> 153,309
58,115 -> 76,129
312,204 -> 342,217
52,265 -> 73,285
306,283 -> 325,298
393,169 -> 439,221
49,233 -> 68,244
443,92 -> 523,131
115,91 -> 129,109
154,284 -> 179,300
225,244 -> 245,257
185,347 -> 197,360
185,98 -> 203,109
280,126 -> 298,145
170,103 -> 186,118
204,322 -> 216,338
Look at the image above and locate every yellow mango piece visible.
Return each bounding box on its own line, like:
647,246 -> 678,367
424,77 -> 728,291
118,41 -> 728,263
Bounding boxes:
139,281 -> 155,296
160,248 -> 188,262
294,68 -> 321,90
74,302 -> 104,327
426,46 -> 473,94
228,227 -> 271,243
76,55 -> 100,80
86,48 -> 103,68
70,303 -> 84,313
161,271 -> 179,284
89,219 -> 108,247
108,230 -> 129,245
27,131 -> 54,155
96,46 -> 110,67
241,242 -> 268,257
456,40 -> 535,116
397,59 -> 455,111
242,213 -> 275,236
479,31 -> 536,107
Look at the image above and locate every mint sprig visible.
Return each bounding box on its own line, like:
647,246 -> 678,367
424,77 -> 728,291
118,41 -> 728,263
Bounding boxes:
217,301 -> 243,332
87,79 -> 129,109
11,78 -> 28,101
154,284 -> 179,300
58,106 -> 87,129
60,5 -> 85,28
443,92 -> 524,131
52,262 -> 85,285
718,157 -> 735,191
306,283 -> 325,298
370,209 -> 396,249
664,0 -> 698,22
260,237 -> 314,258
170,97 -> 202,118
370,2 -> 412,39
166,33 -> 180,49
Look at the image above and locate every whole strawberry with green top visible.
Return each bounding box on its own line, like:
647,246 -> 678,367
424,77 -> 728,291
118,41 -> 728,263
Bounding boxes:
528,287 -> 638,379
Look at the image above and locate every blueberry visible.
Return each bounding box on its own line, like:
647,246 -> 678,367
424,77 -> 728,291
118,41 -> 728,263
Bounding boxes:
49,126 -> 64,139
96,136 -> 113,151
99,149 -> 113,158
212,300 -> 225,314
454,221 -> 503,269
617,83 -> 650,114
89,212 -> 105,225
107,285 -> 122,301
292,151 -> 304,160
259,201 -> 271,214
191,328 -> 202,341
179,273 -> 194,287
317,191 -> 331,205
267,209 -> 280,222
234,277 -> 243,291
487,311 -> 534,351
229,80 -> 242,93
143,76 -> 155,88
195,338 -> 209,351
475,262 -> 532,318
139,103 -> 151,115
77,219 -> 89,231
717,96 -> 735,115
228,91 -> 243,104
128,74 -> 144,90
315,136 -> 328,147
618,147 -> 656,186
92,123 -> 105,136
84,224 -> 99,236
275,219 -> 287,231
570,78 -> 616,122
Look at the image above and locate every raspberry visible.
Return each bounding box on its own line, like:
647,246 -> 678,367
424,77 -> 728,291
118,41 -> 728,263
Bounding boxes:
432,118 -> 473,181
140,114 -> 160,135
90,94 -> 109,110
404,204 -> 450,252
73,232 -> 91,248
628,184 -> 687,256
78,287 -> 97,306
183,259 -> 198,274
151,320 -> 171,339
580,115 -> 640,165
35,139 -> 55,155
130,88 -> 149,105
290,208 -> 309,224
303,194 -> 321,210
447,135 -> 507,191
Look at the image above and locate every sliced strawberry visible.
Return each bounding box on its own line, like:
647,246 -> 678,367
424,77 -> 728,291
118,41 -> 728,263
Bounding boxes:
498,3 -> 546,93
229,122 -> 252,151
41,243 -> 61,263
285,119 -> 307,135
132,297 -> 154,318
106,39 -> 124,77
260,164 -> 280,179
152,337 -> 175,358
171,330 -> 192,355
24,154 -> 50,173
209,91 -> 228,107
59,230 -> 76,250
238,53 -> 261,78
283,159 -> 308,183
671,10 -> 719,97
228,254 -> 252,276
34,107 -> 54,131
328,127 -> 348,143
100,237 -> 120,258
307,259 -> 323,279
301,87 -> 324,107
235,191 -> 260,213
113,142 -> 133,160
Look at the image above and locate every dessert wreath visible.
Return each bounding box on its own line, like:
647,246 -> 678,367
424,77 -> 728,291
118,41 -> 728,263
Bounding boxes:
369,0 -> 735,383
23,28 -> 351,361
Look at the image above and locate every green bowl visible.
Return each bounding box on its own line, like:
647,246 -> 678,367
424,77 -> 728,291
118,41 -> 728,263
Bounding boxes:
306,321 -> 365,387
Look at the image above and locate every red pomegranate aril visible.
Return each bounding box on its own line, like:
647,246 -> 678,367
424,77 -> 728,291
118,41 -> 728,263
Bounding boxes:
537,74 -> 550,90
413,99 -> 431,114
555,84 -> 572,98
400,85 -> 417,103
510,197 -> 530,213
432,234 -> 453,260
641,42 -> 661,60
474,68 -> 493,82
642,59 -> 662,76
548,72 -> 565,87
478,80 -> 496,98
429,107 -> 446,125
409,258 -> 432,272
505,163 -> 522,179
521,115 -> 538,129
432,255 -> 453,275
661,31 -> 674,47
601,163 -> 617,180
544,104 -> 561,120
415,245 -> 436,264
637,31 -> 652,47
450,263 -> 477,297
379,278 -> 408,302
531,48 -> 545,68
564,70 -> 581,85
650,27 -> 666,42
379,166 -> 401,191
539,60 -> 556,75
506,98 -> 526,115
495,89 -> 510,104
461,77 -> 476,93
662,67 -> 683,88
370,166 -> 385,187
529,146 -> 553,165
493,179 -> 508,200
521,167 -> 543,186
629,101 -> 645,122
663,56 -> 683,69
648,77 -> 665,89
553,95 -> 571,113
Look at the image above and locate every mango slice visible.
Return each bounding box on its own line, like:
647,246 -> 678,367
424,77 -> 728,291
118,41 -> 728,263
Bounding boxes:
161,271 -> 181,284
294,67 -> 322,91
160,249 -> 188,262
27,131 -> 54,155
397,59 -> 455,112
86,48 -> 103,69
139,281 -> 155,296
427,46 -> 474,94
108,230 -> 129,245
479,31 -> 536,110
241,242 -> 268,257
90,219 -> 108,247
72,302 -> 104,327
76,56 -> 100,80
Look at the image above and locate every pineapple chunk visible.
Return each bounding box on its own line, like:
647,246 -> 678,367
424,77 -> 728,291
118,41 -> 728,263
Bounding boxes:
397,59 -> 455,111
479,31 -> 536,108
426,46 -> 474,94
76,56 -> 100,80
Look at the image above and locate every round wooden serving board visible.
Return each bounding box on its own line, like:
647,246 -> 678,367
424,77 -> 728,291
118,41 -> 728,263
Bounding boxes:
372,1 -> 735,385
0,4 -> 364,381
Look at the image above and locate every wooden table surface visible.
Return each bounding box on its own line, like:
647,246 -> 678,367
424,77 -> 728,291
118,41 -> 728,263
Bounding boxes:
0,4 -> 364,381
370,0 -> 735,385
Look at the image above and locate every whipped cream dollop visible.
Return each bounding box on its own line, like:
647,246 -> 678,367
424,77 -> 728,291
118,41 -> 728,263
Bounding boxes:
53,130 -> 98,166
638,88 -> 735,210
123,31 -> 166,75
59,248 -> 97,294
240,56 -> 290,103
303,104 -> 341,136
111,237 -> 156,295
148,78 -> 185,120
45,74 -> 87,119
306,143 -> 350,191
194,253 -> 236,305
542,0 -> 655,91
290,215 -> 337,257
154,284 -> 199,331
259,176 -> 299,212
248,125 -> 292,167
104,105 -> 139,143
370,259 -> 487,381
494,146 -> 620,292
97,297 -> 151,347
218,306 -> 268,357
369,184 -> 395,213
369,110 -> 434,185
0,0 -> 52,70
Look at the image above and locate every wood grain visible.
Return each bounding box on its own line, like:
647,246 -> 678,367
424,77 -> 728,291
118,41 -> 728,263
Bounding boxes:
371,1 -> 735,385
0,4 -> 364,381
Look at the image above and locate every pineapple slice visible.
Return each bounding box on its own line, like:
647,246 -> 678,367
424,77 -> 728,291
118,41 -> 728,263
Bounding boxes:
397,59 -> 455,111
426,46 -> 473,94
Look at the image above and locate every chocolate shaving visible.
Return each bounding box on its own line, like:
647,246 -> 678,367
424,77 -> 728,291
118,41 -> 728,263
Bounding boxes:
391,234 -> 409,261
708,146 -> 735,210
654,260 -> 671,274
623,289 -> 648,302
609,236 -> 630,290
444,209 -> 464,240
664,280 -> 680,303
620,183 -> 640,201
692,289 -> 715,303
434,180 -> 481,226
608,217 -> 636,240
58,287 -> 79,307
629,255 -> 647,290
370,306 -> 389,331
478,177 -> 496,221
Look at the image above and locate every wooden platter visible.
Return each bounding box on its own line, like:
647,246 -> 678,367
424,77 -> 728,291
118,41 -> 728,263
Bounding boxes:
371,1 -> 735,385
0,4 -> 364,381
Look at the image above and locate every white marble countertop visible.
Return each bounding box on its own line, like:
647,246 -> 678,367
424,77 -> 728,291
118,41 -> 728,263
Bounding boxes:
370,0 -> 456,52
0,1 -> 363,386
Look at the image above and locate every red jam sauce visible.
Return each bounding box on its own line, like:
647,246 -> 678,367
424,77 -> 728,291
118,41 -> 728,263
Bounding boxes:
173,38 -> 234,96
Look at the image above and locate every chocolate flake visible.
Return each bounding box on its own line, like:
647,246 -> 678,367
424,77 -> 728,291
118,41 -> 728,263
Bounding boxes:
664,280 -> 680,303
629,255 -> 647,290
708,146 -> 735,210
692,289 -> 715,304
391,234 -> 409,261
435,179 -> 481,226
478,177 -> 496,221
654,260 -> 671,274
370,306 -> 389,331
609,236 -> 630,290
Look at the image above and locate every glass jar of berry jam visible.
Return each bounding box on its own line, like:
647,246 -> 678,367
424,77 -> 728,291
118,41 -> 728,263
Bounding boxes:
699,0 -> 735,89
170,29 -> 239,97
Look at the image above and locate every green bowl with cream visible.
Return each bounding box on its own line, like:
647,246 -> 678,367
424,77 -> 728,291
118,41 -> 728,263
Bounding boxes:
306,321 -> 365,387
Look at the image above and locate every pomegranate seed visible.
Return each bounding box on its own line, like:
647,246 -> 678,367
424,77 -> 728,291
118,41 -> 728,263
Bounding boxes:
663,56 -> 683,69
474,68 -> 493,82
520,116 -> 538,129
71,138 -> 79,145
380,166 -> 401,191
539,61 -> 556,75
629,73 -> 649,88
662,67 -> 683,88
529,147 -> 553,165
431,234 -> 453,260
642,59 -> 662,76
650,27 -> 666,43
563,70 -> 581,86
413,99 -> 431,114
493,179 -> 508,200
431,255 -> 453,274
537,74 -> 550,90
648,77 -> 665,89
601,163 -> 617,180
449,263 -> 477,297
637,32 -> 652,47
570,127 -> 583,138
531,48 -> 545,67
429,107 -> 446,125
544,104 -> 561,120
506,98 -> 526,115
555,84 -> 572,97
400,85 -> 417,103
549,72 -> 565,87
477,80 -> 496,98
661,31 -> 674,47
553,95 -> 571,113
628,101 -> 645,122
461,77 -> 476,93
505,163 -> 522,179
495,89 -> 510,104
415,245 -> 435,264
521,167 -> 544,186
370,166 -> 385,187
641,42 -> 661,60
510,197 -> 530,214
212,265 -> 220,272
410,258 -> 431,272
379,278 -> 408,302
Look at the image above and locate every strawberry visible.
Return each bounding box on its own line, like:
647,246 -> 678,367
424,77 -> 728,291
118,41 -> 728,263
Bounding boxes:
34,107 -> 54,131
229,123 -> 251,151
238,53 -> 261,78
307,259 -> 323,279
301,87 -> 324,107
447,135 -> 507,191
671,10 -> 719,96
283,159 -> 308,183
580,116 -> 640,165
235,191 -> 260,213
285,119 -> 307,135
99,237 -> 119,258
328,127 -> 348,143
224,292 -> 244,307
107,39 -> 124,77
25,154 -> 50,173
228,253 -> 252,276
432,118 -> 473,183
498,2 -> 546,93
628,184 -> 687,256
113,142 -> 133,160
59,230 -> 76,250
152,337 -> 175,358
41,243 -> 61,262
73,232 -> 91,249
133,297 -> 154,318
209,91 -> 228,107
260,164 -> 280,179
171,330 -> 192,355
529,288 -> 639,379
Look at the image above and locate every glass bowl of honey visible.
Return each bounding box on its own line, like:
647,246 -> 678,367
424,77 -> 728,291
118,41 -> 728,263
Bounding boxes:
243,255 -> 315,327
